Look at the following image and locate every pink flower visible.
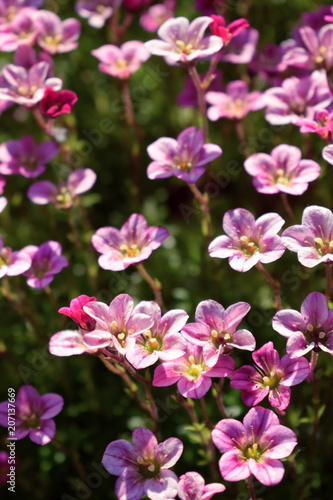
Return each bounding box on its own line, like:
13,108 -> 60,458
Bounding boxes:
58,295 -> 97,331
153,344 -> 234,399
102,427 -> 183,500
297,109 -> 333,140
82,293 -> 154,355
244,144 -> 321,195
92,213 -> 169,271
22,240 -> 68,289
322,143 -> 333,164
140,2 -> 175,33
209,208 -> 285,272
181,299 -> 255,367
27,168 -> 97,208
0,7 -> 37,52
0,196 -> 7,213
0,236 -> 32,278
0,385 -> 63,445
272,292 -> 333,358
33,10 -> 81,55
147,127 -> 222,183
178,471 -> 225,500
230,341 -> 310,410
281,205 -> 333,268
75,0 -> 115,29
0,61 -> 62,106
264,70 -> 333,125
92,41 -> 150,80
205,80 -> 266,121
212,406 -> 297,486
144,16 -> 223,64
40,88 -> 78,117
210,15 -> 249,43
125,301 -> 188,369
0,135 -> 58,178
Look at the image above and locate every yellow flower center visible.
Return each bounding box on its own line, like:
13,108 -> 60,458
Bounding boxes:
275,168 -> 290,185
239,235 -> 258,255
175,40 -> 194,55
119,244 -> 140,257
44,34 -> 63,46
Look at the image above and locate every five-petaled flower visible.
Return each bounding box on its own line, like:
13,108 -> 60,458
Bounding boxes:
102,427 -> 183,500
144,16 -> 223,64
147,127 -> 222,183
178,471 -> 226,500
181,299 -> 255,367
92,213 -> 169,271
22,240 -> 68,288
153,343 -> 234,399
212,406 -> 297,486
92,41 -> 150,79
282,205 -> 333,267
40,88 -> 78,117
58,295 -> 97,331
0,385 -> 63,445
230,341 -> 310,410
244,144 -> 321,195
0,236 -> 32,278
209,208 -> 285,272
27,168 -> 96,209
205,80 -> 266,121
272,292 -> 333,357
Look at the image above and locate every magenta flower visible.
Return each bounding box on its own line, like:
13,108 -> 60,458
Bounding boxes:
58,295 -> 97,331
92,41 -> 150,80
0,135 -> 58,178
49,329 -> 101,357
75,0 -> 115,29
297,109 -> 333,140
40,87 -> 78,118
0,236 -> 32,278
0,385 -> 63,445
230,341 -> 310,411
153,344 -> 234,399
34,10 -> 81,54
182,299 -> 255,367
178,471 -> 225,500
264,70 -> 333,125
0,7 -> 37,52
0,1 -> 41,31
22,240 -> 68,289
210,15 -> 249,43
102,427 -> 183,500
123,0 -> 153,12
283,24 -> 333,72
205,80 -> 266,121
244,144 -> 321,195
220,28 -> 258,64
140,2 -> 175,33
125,301 -> 188,369
92,213 -> 169,271
147,127 -> 222,183
209,208 -> 285,272
272,292 -> 333,358
27,168 -> 97,208
82,293 -> 154,355
144,16 -> 223,64
212,406 -> 297,486
281,205 -> 333,268
0,61 -> 62,106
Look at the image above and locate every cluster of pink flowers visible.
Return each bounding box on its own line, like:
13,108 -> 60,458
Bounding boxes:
3,2 -> 333,500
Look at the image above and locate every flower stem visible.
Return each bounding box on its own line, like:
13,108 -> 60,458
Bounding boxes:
280,193 -> 296,224
255,262 -> 281,310
31,107 -> 72,165
121,78 -> 143,206
188,65 -> 209,142
202,49 -> 223,89
52,437 -> 87,483
234,120 -> 251,158
136,263 -> 165,312
214,379 -> 228,418
188,183 -> 212,240
325,262 -> 332,302
246,476 -> 257,500
200,397 -> 214,430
